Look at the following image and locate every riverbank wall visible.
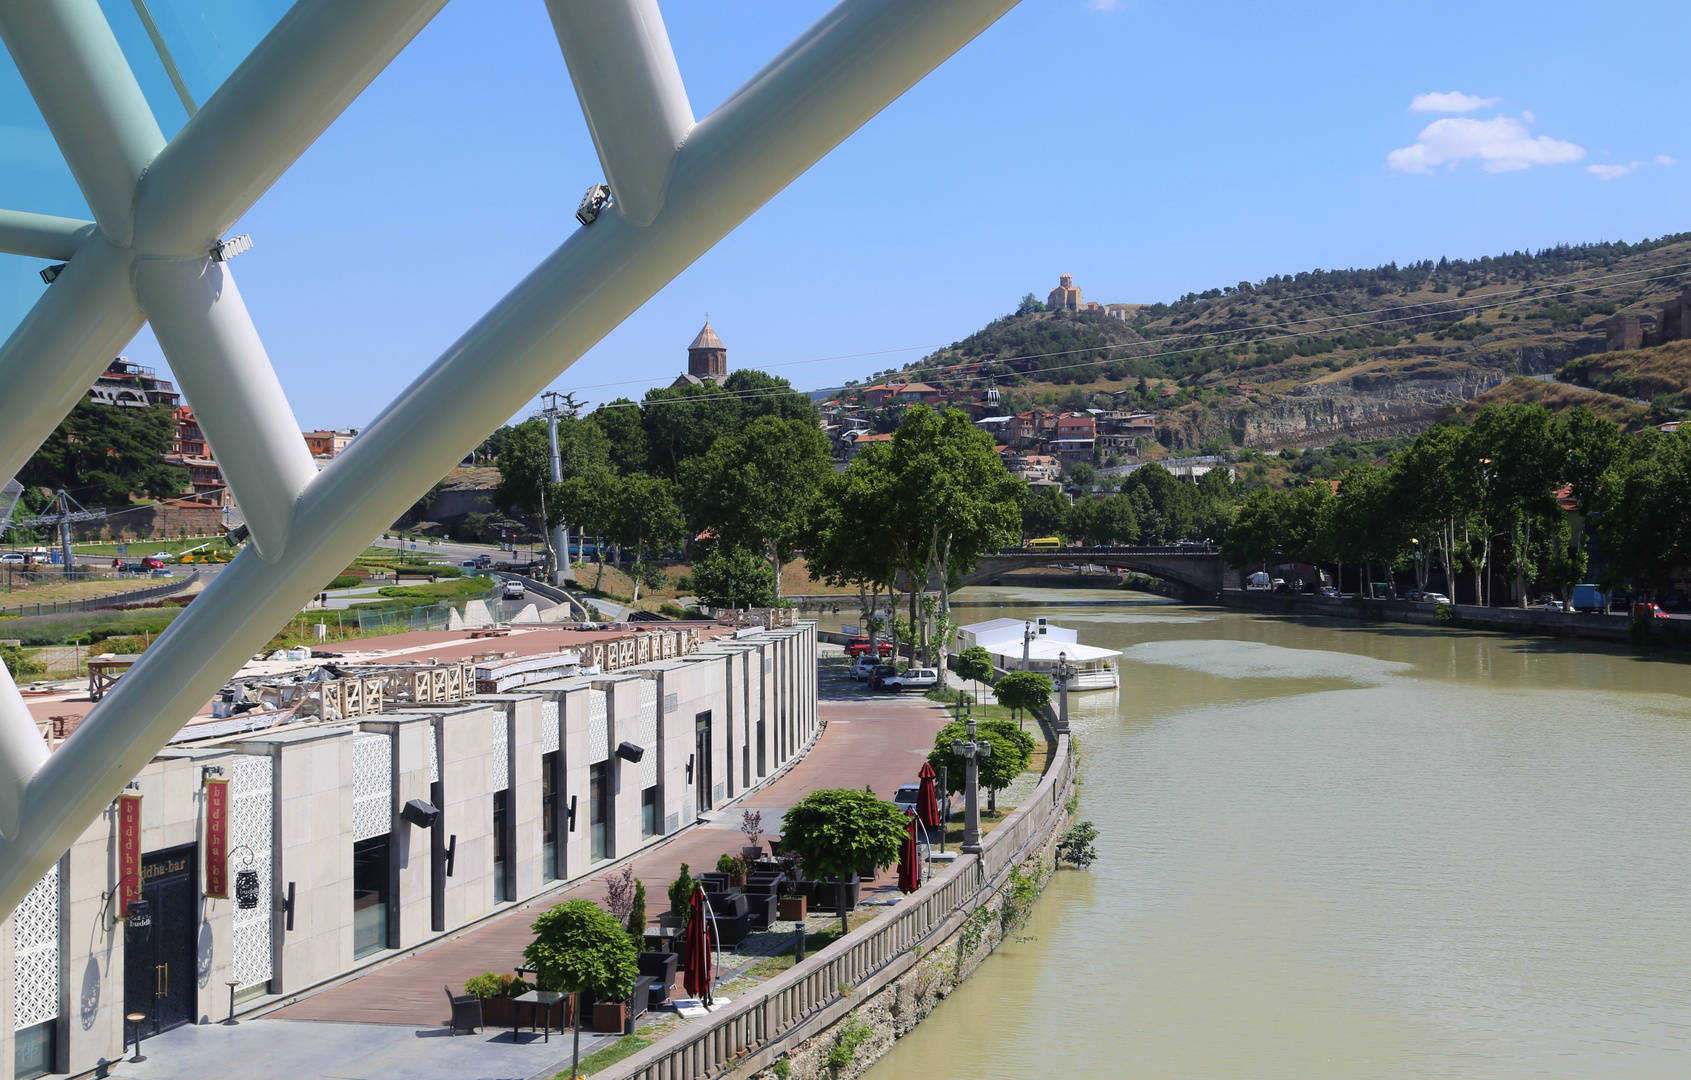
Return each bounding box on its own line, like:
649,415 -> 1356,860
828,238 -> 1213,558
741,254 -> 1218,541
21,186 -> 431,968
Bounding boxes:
1218,589 -> 1691,645
604,732 -> 1076,1080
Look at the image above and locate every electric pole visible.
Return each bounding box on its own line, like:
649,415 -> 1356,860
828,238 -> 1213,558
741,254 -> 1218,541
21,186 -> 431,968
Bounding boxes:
537,391 -> 582,586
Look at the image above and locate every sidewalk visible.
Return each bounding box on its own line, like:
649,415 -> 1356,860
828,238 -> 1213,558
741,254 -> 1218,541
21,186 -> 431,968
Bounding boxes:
117,660 -> 953,1080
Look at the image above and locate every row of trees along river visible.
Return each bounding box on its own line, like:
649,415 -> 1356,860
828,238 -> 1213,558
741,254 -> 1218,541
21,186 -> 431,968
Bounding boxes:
1222,402 -> 1691,604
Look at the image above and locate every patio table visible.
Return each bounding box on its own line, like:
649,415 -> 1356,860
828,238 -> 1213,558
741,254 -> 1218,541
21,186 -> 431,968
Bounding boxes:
511,990 -> 566,1043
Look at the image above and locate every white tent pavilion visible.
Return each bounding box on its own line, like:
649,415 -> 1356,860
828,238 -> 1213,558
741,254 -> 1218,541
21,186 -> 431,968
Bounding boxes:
956,617 -> 1119,690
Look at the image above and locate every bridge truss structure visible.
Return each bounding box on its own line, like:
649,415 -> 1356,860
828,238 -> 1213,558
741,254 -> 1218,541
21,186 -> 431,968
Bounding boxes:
0,0 -> 1017,915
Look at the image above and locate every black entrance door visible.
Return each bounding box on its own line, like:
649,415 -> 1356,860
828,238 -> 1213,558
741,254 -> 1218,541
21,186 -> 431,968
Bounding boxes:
695,711 -> 713,813
124,844 -> 198,1034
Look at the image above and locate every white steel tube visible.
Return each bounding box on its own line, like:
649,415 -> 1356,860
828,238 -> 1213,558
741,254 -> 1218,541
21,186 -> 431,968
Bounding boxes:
0,232 -> 144,486
135,258 -> 318,561
0,664 -> 48,842
0,0 -> 164,246
545,0 -> 694,227
0,210 -> 97,262
131,0 -> 448,255
0,0 -> 1019,916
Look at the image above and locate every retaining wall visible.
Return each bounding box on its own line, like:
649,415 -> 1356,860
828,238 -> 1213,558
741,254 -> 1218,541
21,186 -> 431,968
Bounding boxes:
1218,589 -> 1691,645
604,732 -> 1076,1080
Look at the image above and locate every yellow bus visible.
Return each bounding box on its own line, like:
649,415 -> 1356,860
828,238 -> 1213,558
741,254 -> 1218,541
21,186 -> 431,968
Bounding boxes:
1025,536 -> 1063,550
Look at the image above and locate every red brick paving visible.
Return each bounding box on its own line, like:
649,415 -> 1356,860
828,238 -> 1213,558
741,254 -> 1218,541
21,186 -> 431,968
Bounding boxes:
267,693 -> 949,1025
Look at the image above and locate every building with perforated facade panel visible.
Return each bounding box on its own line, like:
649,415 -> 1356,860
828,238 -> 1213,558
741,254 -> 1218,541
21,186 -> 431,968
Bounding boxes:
0,621 -> 817,1079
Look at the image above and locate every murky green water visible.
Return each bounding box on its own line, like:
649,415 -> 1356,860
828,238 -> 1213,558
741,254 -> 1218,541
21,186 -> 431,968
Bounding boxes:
869,590 -> 1691,1079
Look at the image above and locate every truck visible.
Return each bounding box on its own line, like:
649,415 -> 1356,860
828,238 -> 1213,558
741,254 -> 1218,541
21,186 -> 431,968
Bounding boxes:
1571,584 -> 1611,613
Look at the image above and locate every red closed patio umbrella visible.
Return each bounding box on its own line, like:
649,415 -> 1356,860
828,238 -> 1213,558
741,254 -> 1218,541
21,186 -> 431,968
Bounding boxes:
916,761 -> 942,830
898,812 -> 920,894
682,885 -> 714,1003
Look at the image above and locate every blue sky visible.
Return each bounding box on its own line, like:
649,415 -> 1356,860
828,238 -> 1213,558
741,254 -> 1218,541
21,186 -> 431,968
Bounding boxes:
7,0 -> 1691,429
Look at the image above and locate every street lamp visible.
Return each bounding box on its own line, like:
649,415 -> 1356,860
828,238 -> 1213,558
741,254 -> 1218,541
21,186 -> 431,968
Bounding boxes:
951,715 -> 992,854
1053,650 -> 1076,736
1021,620 -> 1035,670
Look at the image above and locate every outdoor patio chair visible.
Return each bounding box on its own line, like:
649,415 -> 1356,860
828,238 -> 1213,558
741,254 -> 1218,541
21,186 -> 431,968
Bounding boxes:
697,871 -> 731,892
743,891 -> 779,930
444,985 -> 482,1035
638,952 -> 678,1008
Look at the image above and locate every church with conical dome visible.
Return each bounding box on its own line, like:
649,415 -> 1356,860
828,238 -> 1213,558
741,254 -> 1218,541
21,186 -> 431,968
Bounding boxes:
671,320 -> 729,387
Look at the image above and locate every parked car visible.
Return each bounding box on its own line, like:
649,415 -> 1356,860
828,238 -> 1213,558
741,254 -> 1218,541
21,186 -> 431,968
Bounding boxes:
1317,586 -> 1339,597
0,552 -> 25,564
893,782 -> 952,824
1422,592 -> 1452,606
502,580 -> 527,600
1542,599 -> 1566,612
846,636 -> 894,658
882,668 -> 940,692
1633,600 -> 1670,620
867,664 -> 898,691
849,655 -> 879,681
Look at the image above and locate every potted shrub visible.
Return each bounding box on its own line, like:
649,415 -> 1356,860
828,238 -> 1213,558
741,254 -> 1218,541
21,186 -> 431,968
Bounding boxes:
658,864 -> 692,931
739,808 -> 764,860
463,972 -> 531,1027
775,852 -> 806,921
729,855 -> 750,889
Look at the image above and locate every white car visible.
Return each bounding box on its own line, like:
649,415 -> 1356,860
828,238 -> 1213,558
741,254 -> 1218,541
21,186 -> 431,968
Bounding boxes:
1542,599 -> 1566,612
502,580 -> 527,600
149,551 -> 175,561
1422,592 -> 1452,605
849,655 -> 877,681
893,782 -> 951,823
882,668 -> 940,692
0,553 -> 25,564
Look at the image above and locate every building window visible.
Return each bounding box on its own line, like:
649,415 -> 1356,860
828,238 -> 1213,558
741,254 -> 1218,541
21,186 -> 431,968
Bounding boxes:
589,762 -> 609,862
641,785 -> 659,838
352,835 -> 390,959
14,1020 -> 53,1080
542,751 -> 559,880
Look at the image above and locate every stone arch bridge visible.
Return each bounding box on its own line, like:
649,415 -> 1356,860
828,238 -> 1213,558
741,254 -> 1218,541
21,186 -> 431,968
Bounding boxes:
955,546 -> 1228,598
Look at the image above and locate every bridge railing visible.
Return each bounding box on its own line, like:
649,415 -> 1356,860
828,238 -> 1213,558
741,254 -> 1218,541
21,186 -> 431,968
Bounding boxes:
987,544 -> 1217,556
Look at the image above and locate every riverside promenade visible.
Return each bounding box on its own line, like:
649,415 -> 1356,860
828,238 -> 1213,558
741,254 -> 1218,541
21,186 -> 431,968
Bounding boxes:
117,655 -> 954,1080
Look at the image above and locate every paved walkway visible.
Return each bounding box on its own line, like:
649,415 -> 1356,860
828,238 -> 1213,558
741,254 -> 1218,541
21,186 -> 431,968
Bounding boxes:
120,658 -> 952,1080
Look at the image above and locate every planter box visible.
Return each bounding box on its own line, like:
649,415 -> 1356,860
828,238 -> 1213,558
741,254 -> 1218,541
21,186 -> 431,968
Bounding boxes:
778,895 -> 807,921
593,1002 -> 628,1033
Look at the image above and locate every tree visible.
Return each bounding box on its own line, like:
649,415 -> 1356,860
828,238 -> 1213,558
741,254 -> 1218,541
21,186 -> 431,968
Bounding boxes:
803,446 -> 902,647
21,402 -> 188,506
679,416 -> 833,600
1553,405 -> 1623,600
1022,484 -> 1069,538
691,544 -> 776,609
780,789 -> 909,933
1467,404 -> 1562,606
927,718 -> 1035,813
641,381 -> 744,480
626,879 -> 647,943
522,899 -> 639,1080
957,646 -> 995,701
603,473 -> 686,602
586,400 -> 649,475
993,670 -> 1052,726
1220,486 -> 1288,571
1015,292 -> 1046,316
723,369 -> 819,426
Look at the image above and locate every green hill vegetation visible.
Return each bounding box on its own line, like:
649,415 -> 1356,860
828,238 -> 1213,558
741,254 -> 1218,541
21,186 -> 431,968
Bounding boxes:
855,232 -> 1691,449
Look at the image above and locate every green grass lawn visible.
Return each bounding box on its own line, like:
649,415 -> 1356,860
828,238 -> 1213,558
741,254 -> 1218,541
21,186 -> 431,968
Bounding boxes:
73,536 -> 233,557
551,1034 -> 650,1077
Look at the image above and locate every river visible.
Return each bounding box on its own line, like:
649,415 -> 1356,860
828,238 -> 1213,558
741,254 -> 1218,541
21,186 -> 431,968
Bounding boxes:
868,588 -> 1691,1079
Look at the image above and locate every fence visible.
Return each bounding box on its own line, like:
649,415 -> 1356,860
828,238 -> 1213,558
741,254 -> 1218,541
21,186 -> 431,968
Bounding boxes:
607,732 -> 1075,1080
0,570 -> 200,619
345,580 -> 506,635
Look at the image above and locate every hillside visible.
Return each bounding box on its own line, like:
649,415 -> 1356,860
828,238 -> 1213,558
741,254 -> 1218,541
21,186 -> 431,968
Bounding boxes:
854,232 -> 1691,450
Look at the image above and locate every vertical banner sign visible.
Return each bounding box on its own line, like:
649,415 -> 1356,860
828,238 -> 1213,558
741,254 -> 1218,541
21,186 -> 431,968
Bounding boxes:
204,777 -> 230,898
117,793 -> 142,916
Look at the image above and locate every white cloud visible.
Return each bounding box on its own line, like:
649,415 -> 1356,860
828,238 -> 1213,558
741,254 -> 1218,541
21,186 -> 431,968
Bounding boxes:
1410,91 -> 1499,114
1586,155 -> 1677,181
1388,114 -> 1584,174
1587,163 -> 1634,180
